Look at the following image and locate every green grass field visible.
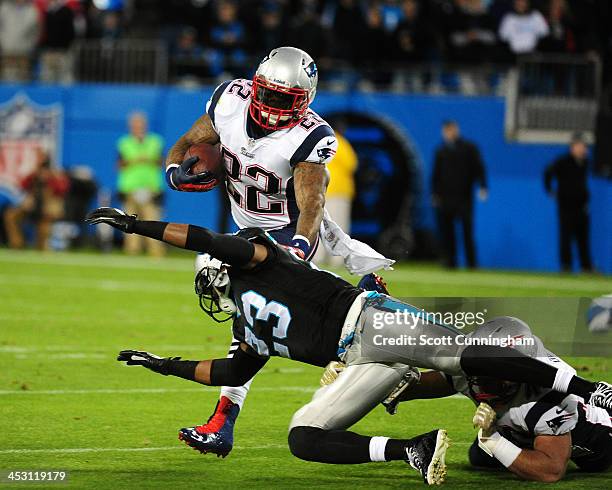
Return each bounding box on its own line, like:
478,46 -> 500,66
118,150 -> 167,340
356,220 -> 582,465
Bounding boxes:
1,249 -> 611,489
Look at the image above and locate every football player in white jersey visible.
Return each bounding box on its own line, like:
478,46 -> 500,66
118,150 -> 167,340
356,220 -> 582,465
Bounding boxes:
165,46 -> 332,257
385,317 -> 612,482
162,47 -> 378,457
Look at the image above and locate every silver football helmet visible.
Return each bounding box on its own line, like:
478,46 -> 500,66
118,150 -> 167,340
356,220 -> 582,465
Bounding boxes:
250,46 -> 318,130
194,253 -> 236,322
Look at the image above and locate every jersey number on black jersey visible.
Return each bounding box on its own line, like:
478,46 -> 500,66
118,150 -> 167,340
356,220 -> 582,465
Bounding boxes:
241,290 -> 292,358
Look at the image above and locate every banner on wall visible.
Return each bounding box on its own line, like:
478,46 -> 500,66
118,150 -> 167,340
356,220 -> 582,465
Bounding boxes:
0,93 -> 63,201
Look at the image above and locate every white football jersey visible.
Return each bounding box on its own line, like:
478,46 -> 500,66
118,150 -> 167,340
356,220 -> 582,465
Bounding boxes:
450,345 -> 612,456
206,79 -> 338,231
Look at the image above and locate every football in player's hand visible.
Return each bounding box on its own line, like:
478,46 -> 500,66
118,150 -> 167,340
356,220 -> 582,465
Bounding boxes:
185,143 -> 224,180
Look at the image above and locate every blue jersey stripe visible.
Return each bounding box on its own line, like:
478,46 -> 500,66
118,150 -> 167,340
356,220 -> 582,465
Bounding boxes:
289,124 -> 334,167
207,80 -> 232,126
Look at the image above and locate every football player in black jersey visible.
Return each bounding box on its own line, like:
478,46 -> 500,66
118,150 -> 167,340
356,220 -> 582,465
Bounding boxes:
86,207 -> 612,485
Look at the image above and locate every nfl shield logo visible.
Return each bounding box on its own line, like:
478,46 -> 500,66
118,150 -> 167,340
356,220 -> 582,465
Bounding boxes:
0,93 -> 62,200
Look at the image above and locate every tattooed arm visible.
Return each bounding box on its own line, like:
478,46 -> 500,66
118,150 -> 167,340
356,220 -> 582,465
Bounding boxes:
165,114 -> 220,169
293,162 -> 328,244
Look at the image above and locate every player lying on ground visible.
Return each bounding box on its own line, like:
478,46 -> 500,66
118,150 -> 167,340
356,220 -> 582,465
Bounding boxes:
163,46 -> 391,457
376,318 -> 612,482
86,208 -> 612,484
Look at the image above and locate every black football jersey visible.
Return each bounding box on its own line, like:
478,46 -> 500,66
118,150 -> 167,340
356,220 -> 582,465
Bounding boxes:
228,228 -> 361,367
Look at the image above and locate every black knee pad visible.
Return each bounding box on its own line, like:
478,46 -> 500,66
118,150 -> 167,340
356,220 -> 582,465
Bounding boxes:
288,426 -> 323,461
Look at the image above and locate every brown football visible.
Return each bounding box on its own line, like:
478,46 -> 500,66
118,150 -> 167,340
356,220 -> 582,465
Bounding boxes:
184,143 -> 224,180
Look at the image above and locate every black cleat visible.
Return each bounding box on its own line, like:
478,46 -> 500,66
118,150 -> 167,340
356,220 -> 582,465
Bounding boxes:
589,381 -> 612,411
405,429 -> 449,485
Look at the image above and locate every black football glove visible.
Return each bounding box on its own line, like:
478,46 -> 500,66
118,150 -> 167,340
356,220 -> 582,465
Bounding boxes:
85,207 -> 136,233
165,156 -> 216,192
117,350 -> 181,375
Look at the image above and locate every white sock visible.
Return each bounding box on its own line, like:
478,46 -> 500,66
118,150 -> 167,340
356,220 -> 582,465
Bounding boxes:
552,369 -> 573,393
369,436 -> 389,462
220,378 -> 253,409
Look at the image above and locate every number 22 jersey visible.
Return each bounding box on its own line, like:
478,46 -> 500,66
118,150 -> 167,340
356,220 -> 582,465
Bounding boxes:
206,78 -> 338,231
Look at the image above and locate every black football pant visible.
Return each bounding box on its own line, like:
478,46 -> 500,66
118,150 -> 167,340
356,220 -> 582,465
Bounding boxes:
437,207 -> 476,268
558,204 -> 592,272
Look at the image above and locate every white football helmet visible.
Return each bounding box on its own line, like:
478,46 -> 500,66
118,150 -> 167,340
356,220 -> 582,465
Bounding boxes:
250,46 -> 318,130
194,253 -> 236,322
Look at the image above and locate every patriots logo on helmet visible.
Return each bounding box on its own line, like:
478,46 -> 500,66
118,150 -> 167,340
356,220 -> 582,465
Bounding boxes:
304,61 -> 318,79
317,147 -> 335,162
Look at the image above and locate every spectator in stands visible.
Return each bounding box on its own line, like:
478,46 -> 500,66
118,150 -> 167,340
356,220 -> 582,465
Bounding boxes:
173,26 -> 204,59
208,0 -> 247,78
441,0 -> 499,93
258,2 -> 284,57
488,0 -> 515,22
446,0 -> 497,64
85,7 -> 122,41
0,0 -> 41,81
314,123 -> 358,267
544,133 -> 593,272
432,120 -> 487,269
389,0 -> 433,90
100,11 -> 122,40
537,0 -> 576,53
40,0 -> 76,83
392,0 -> 429,63
288,0 -> 329,62
4,149 -> 69,250
116,112 -> 165,257
360,2 -> 392,87
499,0 -> 549,56
322,0 -> 366,64
172,26 -> 207,82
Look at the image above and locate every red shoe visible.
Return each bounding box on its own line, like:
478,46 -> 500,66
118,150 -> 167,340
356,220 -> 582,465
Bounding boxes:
178,396 -> 239,457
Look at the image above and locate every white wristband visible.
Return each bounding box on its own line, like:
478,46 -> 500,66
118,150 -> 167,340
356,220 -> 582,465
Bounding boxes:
491,434 -> 522,467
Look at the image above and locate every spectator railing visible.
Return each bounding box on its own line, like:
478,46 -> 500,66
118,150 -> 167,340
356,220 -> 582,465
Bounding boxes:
506,53 -> 601,143
69,37 -> 512,95
73,39 -> 168,84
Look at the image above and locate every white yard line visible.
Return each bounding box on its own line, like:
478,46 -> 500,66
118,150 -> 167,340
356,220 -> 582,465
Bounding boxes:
2,270 -> 606,295
0,386 -> 318,396
0,250 -> 193,272
0,274 -> 192,295
0,250 -> 609,293
0,387 -> 468,400
13,353 -> 107,360
0,441 -> 471,455
0,444 -> 287,455
390,272 -> 611,293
